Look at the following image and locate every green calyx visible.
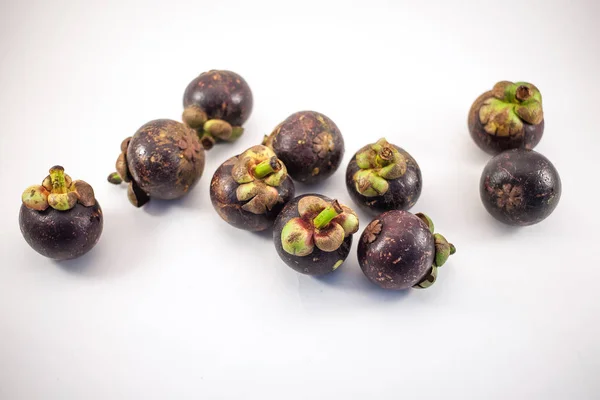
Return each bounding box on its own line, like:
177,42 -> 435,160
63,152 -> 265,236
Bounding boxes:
232,145 -> 287,215
108,137 -> 132,185
281,196 -> 359,256
479,81 -> 543,137
353,138 -> 407,197
22,166 -> 96,211
412,213 -> 456,290
182,106 -> 244,149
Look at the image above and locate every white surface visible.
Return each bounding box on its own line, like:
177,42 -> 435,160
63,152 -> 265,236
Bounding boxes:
1,0 -> 598,399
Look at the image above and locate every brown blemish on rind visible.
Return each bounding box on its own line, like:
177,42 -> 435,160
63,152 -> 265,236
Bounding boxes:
363,219 -> 382,243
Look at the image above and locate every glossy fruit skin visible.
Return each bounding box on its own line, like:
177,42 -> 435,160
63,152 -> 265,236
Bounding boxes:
127,119 -> 205,200
210,157 -> 295,232
480,149 -> 561,226
19,202 -> 103,261
346,145 -> 422,215
269,111 -> 344,184
468,91 -> 544,155
273,194 -> 352,276
358,210 -> 434,290
183,70 -> 253,127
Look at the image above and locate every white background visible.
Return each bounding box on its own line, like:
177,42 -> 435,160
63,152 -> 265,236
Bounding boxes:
1,0 -> 598,399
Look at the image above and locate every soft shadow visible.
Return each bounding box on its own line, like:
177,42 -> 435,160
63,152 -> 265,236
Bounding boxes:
143,198 -> 181,216
458,131 -> 492,167
310,263 -> 412,303
54,246 -> 105,276
253,228 -> 275,242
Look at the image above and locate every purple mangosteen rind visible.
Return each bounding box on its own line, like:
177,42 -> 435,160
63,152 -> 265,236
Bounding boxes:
263,111 -> 345,184
273,194 -> 359,276
108,119 -> 206,207
210,145 -> 296,232
20,166 -> 103,260
345,138 -> 422,214
357,211 -> 455,290
468,81 -> 544,155
480,149 -> 561,226
182,70 -> 253,148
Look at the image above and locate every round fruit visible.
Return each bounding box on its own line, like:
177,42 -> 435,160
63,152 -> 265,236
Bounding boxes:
210,145 -> 295,232
20,166 -> 103,260
264,111 -> 344,184
358,211 -> 455,290
108,119 -> 205,207
468,81 -> 544,154
182,70 -> 253,149
346,138 -> 422,214
480,149 -> 561,226
273,194 -> 359,276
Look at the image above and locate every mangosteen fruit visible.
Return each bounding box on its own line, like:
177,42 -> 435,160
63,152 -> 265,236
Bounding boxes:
480,149 -> 561,226
273,194 -> 359,276
263,111 -> 344,184
108,119 -> 205,207
346,138 -> 422,214
20,166 -> 103,260
210,145 -> 295,231
358,211 -> 455,290
468,81 -> 544,154
182,70 -> 253,149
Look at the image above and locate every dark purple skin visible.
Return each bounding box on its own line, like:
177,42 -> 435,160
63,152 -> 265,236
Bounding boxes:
127,119 -> 205,200
480,149 -> 561,226
19,202 -> 103,261
468,91 -> 544,155
273,194 -> 352,276
346,145 -> 422,215
183,70 -> 253,127
358,210 -> 434,290
268,111 -> 344,184
210,157 -> 295,232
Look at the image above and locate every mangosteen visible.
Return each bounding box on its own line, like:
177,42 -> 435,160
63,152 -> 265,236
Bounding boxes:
273,194 -> 359,276
480,149 -> 561,226
358,211 -> 455,290
346,138 -> 422,214
210,145 -> 295,231
263,111 -> 344,184
468,81 -> 544,154
182,70 -> 253,149
108,119 -> 205,207
20,166 -> 103,260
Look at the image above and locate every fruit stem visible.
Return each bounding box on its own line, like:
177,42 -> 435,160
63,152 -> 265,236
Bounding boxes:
49,166 -> 67,194
376,145 -> 394,165
253,156 -> 281,179
313,200 -> 343,229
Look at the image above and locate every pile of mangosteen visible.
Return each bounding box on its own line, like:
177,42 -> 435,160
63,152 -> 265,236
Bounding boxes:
18,70 -> 562,296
